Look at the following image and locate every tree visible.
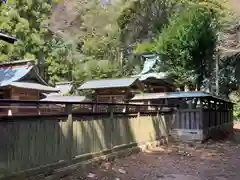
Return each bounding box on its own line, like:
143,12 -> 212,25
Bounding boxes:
0,0 -> 55,60
135,3 -> 219,89
0,0 -> 80,84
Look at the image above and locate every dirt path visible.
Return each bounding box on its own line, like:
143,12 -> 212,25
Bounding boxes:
62,128 -> 240,180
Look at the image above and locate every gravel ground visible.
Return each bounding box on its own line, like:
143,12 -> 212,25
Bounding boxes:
62,126 -> 240,180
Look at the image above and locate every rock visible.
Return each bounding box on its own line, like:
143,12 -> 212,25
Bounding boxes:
87,173 -> 96,178
118,168 -> 126,174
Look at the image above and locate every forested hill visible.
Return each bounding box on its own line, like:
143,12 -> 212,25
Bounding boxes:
0,0 -> 239,96
51,0 -> 240,36
50,0 -> 239,119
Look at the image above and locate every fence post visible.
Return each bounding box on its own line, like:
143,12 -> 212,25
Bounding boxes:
66,103 -> 73,161
37,103 -> 41,115
199,98 -> 203,129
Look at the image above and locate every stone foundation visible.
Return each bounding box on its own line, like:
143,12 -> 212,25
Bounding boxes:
170,129 -> 203,142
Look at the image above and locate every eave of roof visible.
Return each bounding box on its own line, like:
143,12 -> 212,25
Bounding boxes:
0,32 -> 17,44
0,59 -> 35,66
131,91 -> 231,103
6,82 -> 59,92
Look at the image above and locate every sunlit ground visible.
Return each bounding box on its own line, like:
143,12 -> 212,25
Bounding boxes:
60,124 -> 240,180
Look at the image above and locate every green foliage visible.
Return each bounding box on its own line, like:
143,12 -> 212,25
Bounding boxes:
0,0 -> 53,60
0,0 -> 76,85
0,0 -> 234,96
135,3 -> 219,87
230,91 -> 240,120
117,0 -> 177,45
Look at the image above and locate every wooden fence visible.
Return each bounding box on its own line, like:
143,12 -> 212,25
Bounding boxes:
0,101 -> 173,178
171,109 -> 201,130
169,109 -> 203,141
0,100 -> 172,117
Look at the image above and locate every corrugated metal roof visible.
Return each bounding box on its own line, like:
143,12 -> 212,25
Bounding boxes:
131,91 -> 231,102
166,91 -> 212,98
78,77 -> 139,90
40,95 -> 91,102
131,93 -> 169,100
0,65 -> 33,86
7,82 -> 59,92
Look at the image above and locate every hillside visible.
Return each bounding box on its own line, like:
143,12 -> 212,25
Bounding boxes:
230,0 -> 240,15
50,0 -> 240,37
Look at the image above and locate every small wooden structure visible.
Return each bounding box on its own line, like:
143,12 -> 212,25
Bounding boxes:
78,76 -> 175,101
131,91 -> 233,142
0,60 -> 58,115
78,77 -> 144,103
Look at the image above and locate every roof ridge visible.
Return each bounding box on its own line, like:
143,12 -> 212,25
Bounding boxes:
0,59 -> 35,66
84,77 -> 138,82
55,81 -> 73,85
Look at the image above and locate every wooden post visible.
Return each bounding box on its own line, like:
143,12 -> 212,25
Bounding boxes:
199,98 -> 203,129
66,104 -> 73,161
92,103 -> 96,113
215,54 -> 219,95
37,104 -> 41,115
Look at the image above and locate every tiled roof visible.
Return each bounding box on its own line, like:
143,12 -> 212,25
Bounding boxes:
0,32 -> 17,43
0,61 -> 57,91
0,65 -> 33,86
78,77 -> 139,90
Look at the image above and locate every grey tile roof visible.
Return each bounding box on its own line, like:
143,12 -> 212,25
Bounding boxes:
78,77 -> 139,90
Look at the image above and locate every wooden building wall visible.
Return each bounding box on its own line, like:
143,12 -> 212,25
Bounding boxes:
7,87 -> 40,115
95,88 -> 133,102
11,87 -> 40,100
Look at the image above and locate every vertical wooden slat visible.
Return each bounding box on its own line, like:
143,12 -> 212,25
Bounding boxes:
66,104 -> 73,161
199,99 -> 203,129
186,112 -> 190,129
190,112 -> 195,129
181,112 -> 185,129
195,111 -> 200,129
0,108 -> 181,174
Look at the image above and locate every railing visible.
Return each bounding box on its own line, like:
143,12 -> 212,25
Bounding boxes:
0,99 -> 176,117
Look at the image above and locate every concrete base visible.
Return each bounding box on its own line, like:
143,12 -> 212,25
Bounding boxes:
170,129 -> 203,142
169,123 -> 234,143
